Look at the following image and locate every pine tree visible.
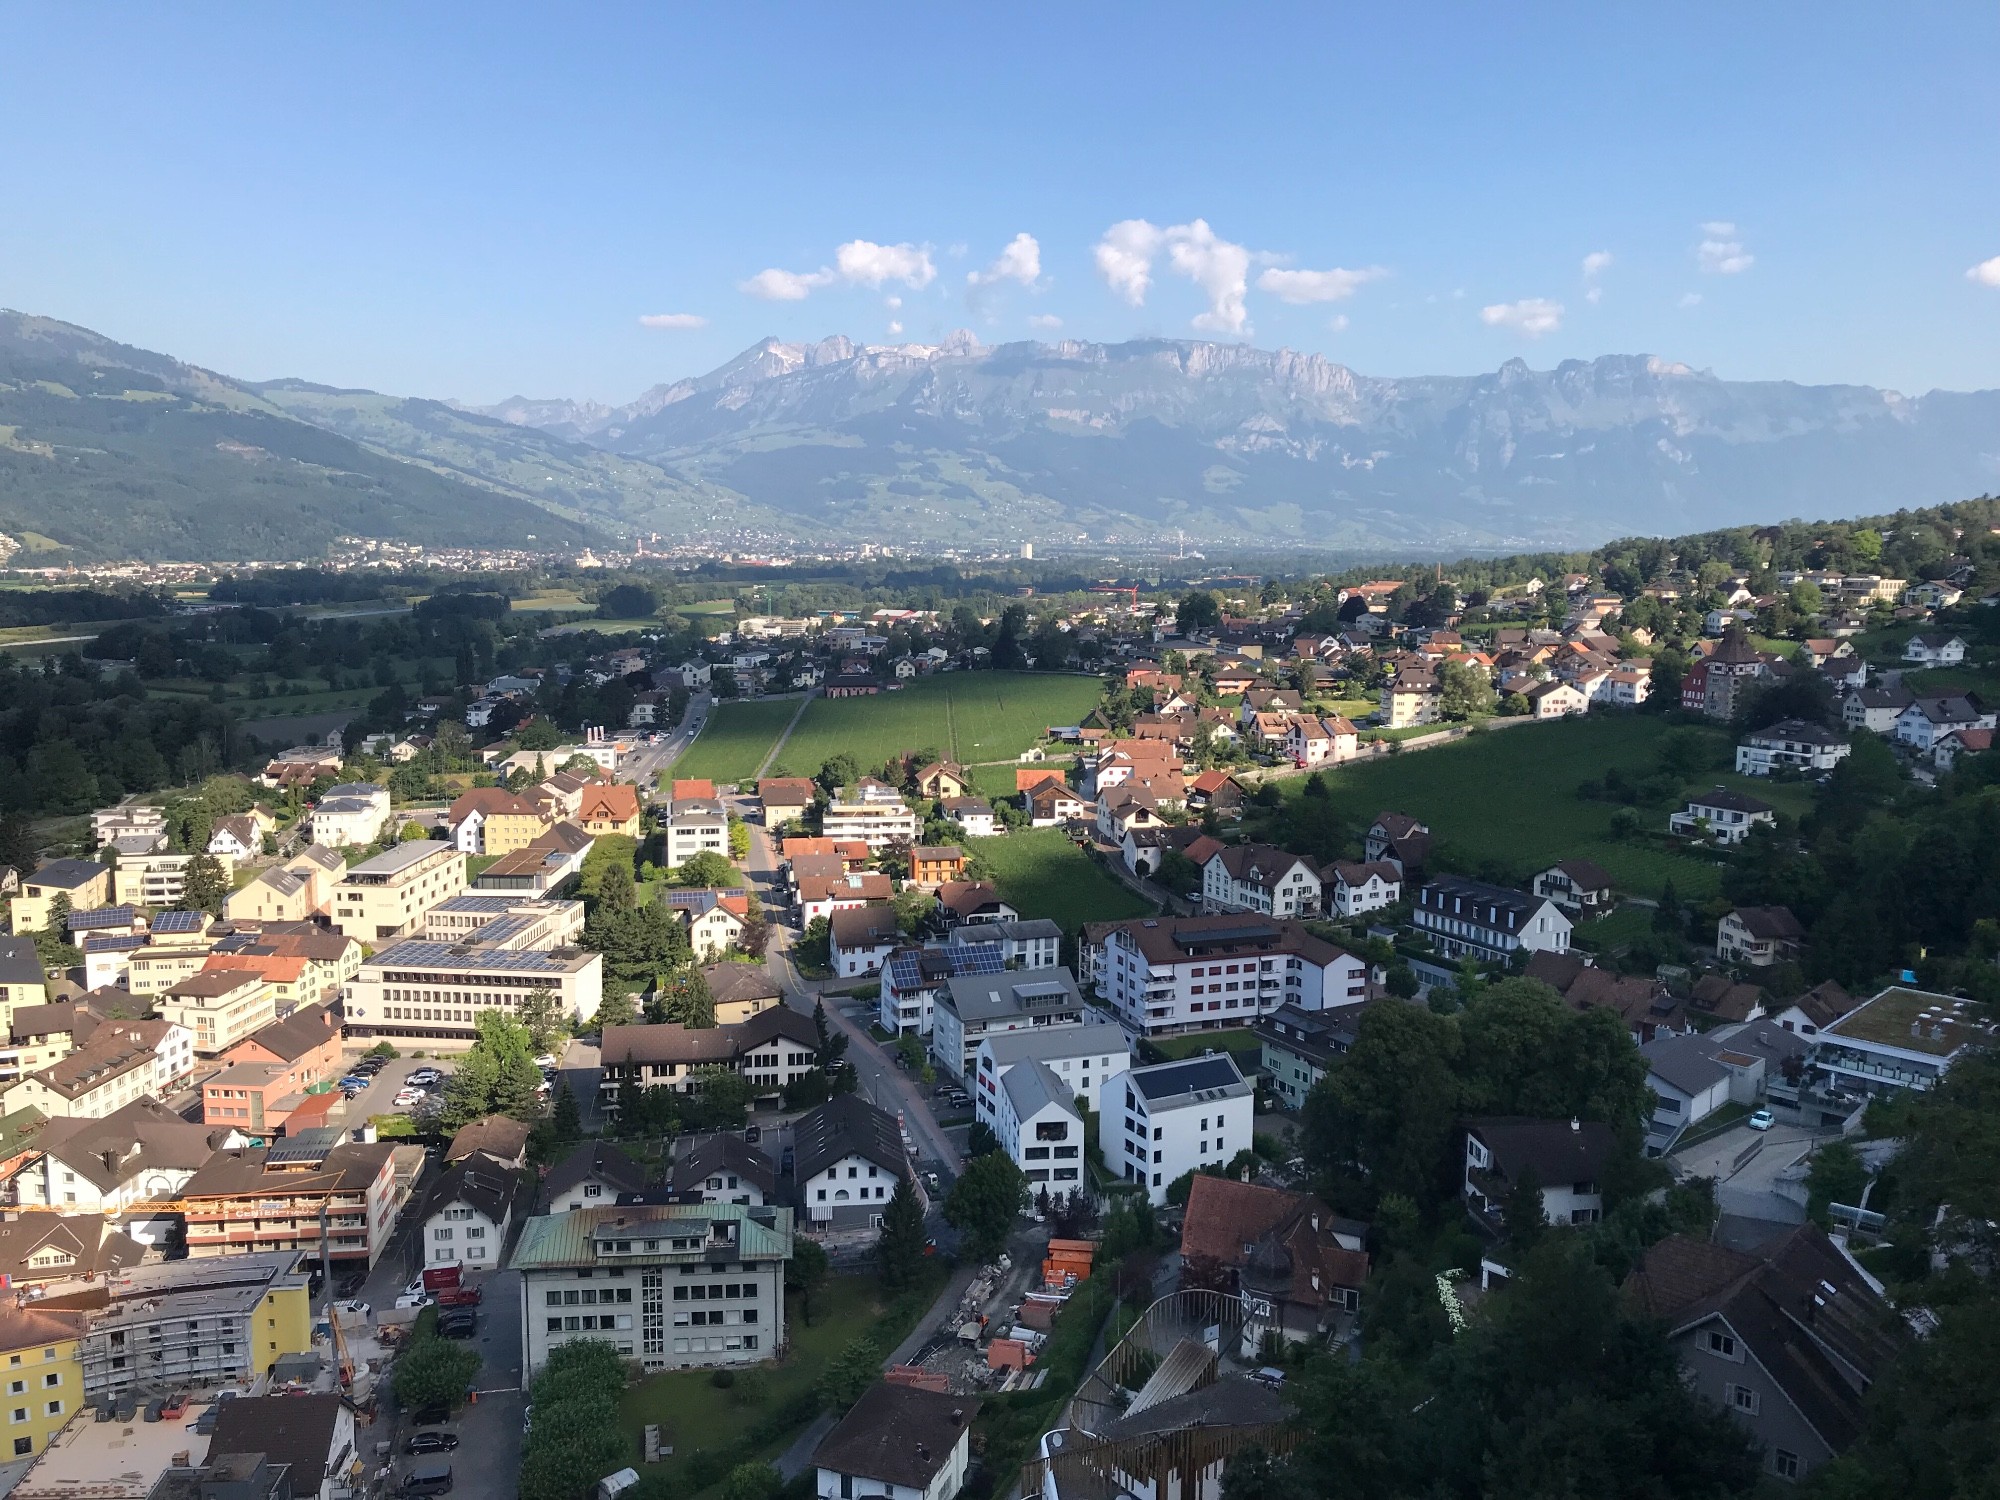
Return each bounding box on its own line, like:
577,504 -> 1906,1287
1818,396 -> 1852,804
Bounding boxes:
877,1177 -> 928,1289
551,1083 -> 582,1145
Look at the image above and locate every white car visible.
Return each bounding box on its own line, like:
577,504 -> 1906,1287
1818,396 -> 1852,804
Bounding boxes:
407,1068 -> 443,1086
534,1054 -> 558,1070
394,1292 -> 433,1311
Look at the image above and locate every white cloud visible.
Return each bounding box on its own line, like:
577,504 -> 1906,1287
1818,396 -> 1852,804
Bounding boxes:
1166,220 -> 1252,333
1967,256 -> 2000,288
1028,313 -> 1064,330
1584,287 -> 1603,305
739,267 -> 834,301
1697,223 -> 1754,275
967,233 -> 1042,289
1479,298 -> 1564,337
637,313 -> 707,330
1680,291 -> 1705,308
885,295 -> 903,310
1581,250 -> 1614,279
886,320 -> 904,336
1094,219 -> 1165,306
1327,314 -> 1349,332
1256,265 -> 1385,304
834,239 -> 936,289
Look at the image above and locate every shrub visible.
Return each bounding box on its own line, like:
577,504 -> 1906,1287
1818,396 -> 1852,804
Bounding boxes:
710,1368 -> 737,1389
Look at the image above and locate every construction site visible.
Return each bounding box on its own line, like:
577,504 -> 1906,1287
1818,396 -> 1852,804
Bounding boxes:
891,1237 -> 1098,1396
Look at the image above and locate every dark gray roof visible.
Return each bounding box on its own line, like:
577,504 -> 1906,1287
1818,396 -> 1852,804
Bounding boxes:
672,1132 -> 776,1197
813,1383 -> 977,1488
26,859 -> 105,890
940,967 -> 1083,1024
1128,1054 -> 1250,1110
1686,787 -> 1775,815
208,1394 -> 345,1496
1641,1034 -> 1732,1097
418,1149 -> 526,1227
0,937 -> 42,988
792,1094 -> 907,1184
540,1140 -> 649,1206
1465,1117 -> 1616,1185
1417,875 -> 1550,928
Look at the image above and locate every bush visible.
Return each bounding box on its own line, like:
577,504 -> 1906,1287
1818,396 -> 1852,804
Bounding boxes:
710,1367 -> 737,1389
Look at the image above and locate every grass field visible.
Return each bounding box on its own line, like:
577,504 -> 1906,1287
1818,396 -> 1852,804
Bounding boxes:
667,698 -> 802,786
967,827 -> 1154,934
1285,715 -> 1766,900
771,672 -> 1105,778
965,759 -> 1072,800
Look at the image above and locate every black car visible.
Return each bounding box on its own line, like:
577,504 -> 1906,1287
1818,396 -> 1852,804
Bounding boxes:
405,1432 -> 460,1455
409,1403 -> 451,1427
437,1315 -> 477,1339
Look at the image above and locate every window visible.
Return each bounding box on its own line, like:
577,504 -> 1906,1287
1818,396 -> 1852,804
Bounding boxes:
1706,1331 -> 1737,1358
1728,1384 -> 1760,1415
9,1410 -> 22,1424
13,1438 -> 29,1456
40,1375 -> 57,1389
4,1384 -> 16,1396
43,1402 -> 59,1417
1773,1450 -> 1800,1482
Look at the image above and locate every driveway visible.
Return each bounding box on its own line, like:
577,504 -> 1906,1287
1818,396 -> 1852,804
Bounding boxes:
386,1269 -> 527,1499
1669,1119 -> 1817,1223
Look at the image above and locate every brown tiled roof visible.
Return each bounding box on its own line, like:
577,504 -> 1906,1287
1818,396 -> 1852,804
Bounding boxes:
830,904 -> 901,950
1789,980 -> 1857,1030
1729,905 -> 1805,942
704,963 -> 782,1007
228,1004 -> 338,1064
446,1115 -> 532,1164
1181,1175 -> 1370,1300
936,881 -> 1009,920
1690,974 -> 1765,1022
1088,914 -> 1350,970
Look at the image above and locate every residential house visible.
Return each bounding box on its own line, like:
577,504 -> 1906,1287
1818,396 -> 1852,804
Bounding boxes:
205,810 -> 274,861
4,1017 -> 194,1122
757,778 -> 819,830
795,867 -> 895,926
1380,675 -> 1441,728
989,1059 -> 1086,1192
1083,914 -> 1369,1037
208,1394 -> 356,1500
669,890 -> 752,961
1181,1175 -> 1369,1349
511,1201 -> 793,1373
1669,789 -> 1777,845
1185,770 -> 1247,819
445,1114 -> 533,1167
1463,1117 -> 1614,1237
1363,813 -> 1431,876
909,846 -> 968,887
822,783 -> 921,850
539,1139 -> 650,1214
938,797 -> 998,837
1326,860 -> 1401,918
225,846 -> 344,925
930,967 -> 1085,1082
1933,725 -> 1994,771
1286,715 -> 1360,768
10,861 -> 111,936
1525,679 -> 1590,720
1842,684 -> 1912,735
179,1139 -> 401,1265
596,1007 -> 818,1111
1717,906 -> 1805,967
218,1002 -> 343,1095
913,761 -> 971,800
446,788 -> 550,855
1201,844 -> 1323,919
0,1214 -> 143,1292
1412,877 -> 1572,962
812,1383 -> 977,1500
1255,1002 -> 1363,1109
972,1022 -> 1129,1144
936,881 -> 1017,927
1101,1054 -> 1254,1205
578,782 -> 643,839
1524,951 -> 1685,1044
0,1305 -> 87,1460
704,964 -> 782,1026
417,1148 -> 525,1271
1767,980 -> 1859,1039
1530,859 -> 1615,916
1689,974 -> 1767,1026
8,1097 -> 232,1215
1735,720 -> 1852,776
1894,694 -> 1995,753
671,1132 -> 775,1206
306,783 -> 390,848
664,797 -> 731,870
1809,985 -> 1976,1095
829,905 -> 901,979
1624,1225 -> 1902,1480
793,1094 -> 919,1228
1024,782 -> 1087,828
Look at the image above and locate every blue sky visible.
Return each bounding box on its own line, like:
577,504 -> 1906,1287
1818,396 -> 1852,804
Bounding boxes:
4,4 -> 1996,404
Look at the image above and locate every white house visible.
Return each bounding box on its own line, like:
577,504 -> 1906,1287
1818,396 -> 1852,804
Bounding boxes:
1641,1037 -> 1734,1150
930,968 -> 1085,1082
813,1384 -> 975,1500
990,1059 -> 1088,1194
1894,696 -> 1996,753
972,1021 -> 1131,1141
670,1132 -> 776,1207
1326,860 -> 1401,918
1101,1053 -> 1254,1205
1082,915 -> 1369,1038
793,1094 -> 919,1229
1525,679 -> 1590,720
1716,906 -> 1804,967
418,1148 -> 524,1271
1669,789 -> 1776,845
1530,860 -> 1615,916
1411,877 -> 1571,962
1201,844 -> 1322,919
938,797 -> 998,837
664,797 -> 730,869
1462,1117 -> 1614,1234
307,784 -> 391,848
538,1140 -> 649,1214
8,1097 -> 240,1215
829,905 -> 901,979
1734,720 -> 1851,776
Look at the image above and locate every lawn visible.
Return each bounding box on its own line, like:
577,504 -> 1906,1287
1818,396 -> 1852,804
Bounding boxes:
616,1270 -> 939,1486
1285,715 -> 1750,900
772,672 -> 1106,778
668,699 -> 803,786
966,759 -> 1072,800
1148,1028 -> 1263,1068
966,827 -> 1154,934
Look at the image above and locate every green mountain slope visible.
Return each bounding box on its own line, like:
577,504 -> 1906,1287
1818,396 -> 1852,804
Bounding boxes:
0,312 -> 603,561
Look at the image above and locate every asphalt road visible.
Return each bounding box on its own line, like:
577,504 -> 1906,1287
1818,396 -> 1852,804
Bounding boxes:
1670,1118 -> 1817,1224
622,691 -> 712,794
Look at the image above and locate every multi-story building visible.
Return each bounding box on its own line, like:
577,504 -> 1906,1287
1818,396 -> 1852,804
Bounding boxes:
1200,844 -> 1323,919
112,850 -> 232,909
596,1007 -> 818,1112
792,1094 -> 921,1228
307,784 -> 391,848
7,1097 -> 230,1215
0,1305 -> 86,1461
813,1383 -> 977,1500
154,971 -> 276,1057
0,938 -> 48,1033
224,846 -> 345,925
415,1149 -> 526,1272
1411,877 -> 1572,962
1734,719 -> 1853,776
1380,675 -> 1441,728
342,939 -> 602,1047
929,968 -> 1085,1083
578,783 -> 643,839
1669,789 -> 1777,846
510,1201 -> 794,1374
1326,860 -> 1402,917
1082,914 -> 1369,1038
1255,1002 -> 1364,1111
74,1252 -> 313,1399
2,1018 -> 193,1121
330,842 -> 466,943
419,895 -> 587,948
989,1059 -> 1087,1194
972,1021 -> 1130,1137
1809,986 -> 1976,1096
179,1136 -> 401,1265
9,861 -> 111,936
1100,1054 -> 1254,1205
446,788 -> 551,855
821,782 -> 920,851
663,798 -> 730,870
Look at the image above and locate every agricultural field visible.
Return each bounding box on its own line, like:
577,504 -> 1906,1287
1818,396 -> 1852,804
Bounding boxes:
666,697 -> 802,786
1285,714 -> 1797,901
771,671 -> 1105,777
966,827 -> 1154,934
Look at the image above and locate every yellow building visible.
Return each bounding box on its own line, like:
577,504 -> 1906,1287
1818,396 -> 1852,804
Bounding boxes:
224,845 -> 345,925
577,783 -> 642,840
254,1278 -> 314,1373
127,945 -> 216,998
446,788 -> 553,856
331,843 -> 466,943
0,1305 -> 86,1460
155,971 -> 276,1057
8,862 -> 111,937
0,940 -> 48,1035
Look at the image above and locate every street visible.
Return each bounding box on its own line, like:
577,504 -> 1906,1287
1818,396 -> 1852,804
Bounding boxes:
1669,1118 -> 1818,1223
620,690 -> 712,794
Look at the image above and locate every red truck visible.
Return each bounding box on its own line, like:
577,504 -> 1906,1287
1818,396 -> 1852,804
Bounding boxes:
421,1265 -> 462,1292
436,1286 -> 482,1308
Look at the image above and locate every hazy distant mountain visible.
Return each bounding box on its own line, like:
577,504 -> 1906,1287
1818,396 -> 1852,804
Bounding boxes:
482,333 -> 2000,552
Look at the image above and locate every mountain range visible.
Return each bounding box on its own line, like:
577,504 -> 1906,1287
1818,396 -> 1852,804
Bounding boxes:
5,308 -> 1998,562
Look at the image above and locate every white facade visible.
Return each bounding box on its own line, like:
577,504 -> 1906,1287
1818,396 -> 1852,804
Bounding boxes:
801,1153 -> 901,1226
1087,919 -> 1369,1038
308,785 -> 391,848
423,1198 -> 507,1269
990,1059 -> 1087,1192
1201,848 -> 1322,919
664,800 -> 729,869
1101,1054 -> 1254,1205
1734,724 -> 1852,776
1669,794 -> 1777,845
1328,865 -> 1400,918
1411,878 -> 1572,962
972,1022 -> 1131,1137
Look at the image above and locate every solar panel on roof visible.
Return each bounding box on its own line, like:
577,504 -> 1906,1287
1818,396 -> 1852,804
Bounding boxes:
376,941 -> 579,972
150,910 -> 207,933
67,906 -> 136,930
1136,1055 -> 1241,1099
1177,923 -> 1279,948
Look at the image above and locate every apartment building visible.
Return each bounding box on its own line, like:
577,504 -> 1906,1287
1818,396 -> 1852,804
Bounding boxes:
74,1252 -> 313,1399
663,798 -> 730,870
972,1021 -> 1131,1138
0,939 -> 48,1032
446,788 -> 551,855
331,842 -> 466,942
3,1019 -> 193,1122
343,939 -> 603,1047
596,1007 -> 818,1112
1411,877 -> 1573,962
112,850 -> 232,909
306,784 -> 391,848
179,1137 -> 401,1265
1082,914 -> 1369,1037
821,783 -> 920,851
155,971 -> 276,1057
0,1306 -> 86,1461
1200,844 -> 1323,919
511,1202 -> 794,1374
9,861 -> 111,936
929,968 -> 1086,1083
9,1097 -> 232,1214
1101,1054 -> 1254,1205
224,846 -> 345,925
420,895 -> 587,948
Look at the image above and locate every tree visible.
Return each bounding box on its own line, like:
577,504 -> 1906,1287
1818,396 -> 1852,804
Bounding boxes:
518,986 -> 567,1053
439,1011 -> 546,1127
682,1065 -> 753,1131
652,966 -> 716,1028
966,1121 -> 1001,1158
594,988 -> 640,1030
796,916 -> 832,973
393,1326 -> 480,1412
721,1463 -> 780,1500
727,814 -> 751,860
1501,1162 -> 1547,1252
676,850 -> 738,889
817,1336 -> 881,1412
1806,1140 -> 1868,1223
944,1151 -> 1025,1259
1176,591 -> 1223,635
596,858 -> 636,913
550,1083 -> 582,1143
877,1177 -> 928,1289
786,1237 -> 831,1326
812,1000 -> 849,1070
178,852 -> 230,914
1437,659 -> 1495,721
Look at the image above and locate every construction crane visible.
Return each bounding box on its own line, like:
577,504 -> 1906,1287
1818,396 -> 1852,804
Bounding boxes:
1090,584 -> 1141,609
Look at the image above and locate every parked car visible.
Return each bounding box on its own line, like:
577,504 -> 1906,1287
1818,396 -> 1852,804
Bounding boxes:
533,1054 -> 558,1070
1748,1108 -> 1775,1131
410,1403 -> 451,1427
336,1300 -> 371,1317
406,1432 -> 460,1455
395,1292 -> 433,1311
407,1068 -> 443,1086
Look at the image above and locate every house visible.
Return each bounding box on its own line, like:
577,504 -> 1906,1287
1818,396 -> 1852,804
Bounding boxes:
1255,1002 -> 1364,1109
0,1304 -> 87,1460
1380,675 -> 1441,728
540,1139 -> 650,1213
1082,914 -> 1368,1038
416,1147 -> 524,1270
1462,1117 -> 1614,1240
1101,1053 -> 1253,1205
205,810 -> 273,860
1640,1034 -> 1738,1149
0,1213 -> 143,1291
10,860 -> 112,936
1903,633 -> 1966,665
1286,715 -> 1360,768
671,1132 -> 776,1206
1689,974 -> 1767,1025
1810,984 -> 1976,1095
1894,694 -> 1995,753
936,881 -> 1017,927
823,783 -> 921,850
758,777 -> 819,830
208,1394 -> 356,1500
218,1003 -> 343,1096
446,788 -> 550,855
1524,951 -> 1685,1044
945,917 -> 1061,972
829,904 -> 902,978
930,967 -> 1085,1082
179,1139 -> 400,1264
1530,859 -> 1615,916
1767,979 -> 1858,1039
812,1383 -> 978,1500
1412,876 -> 1571,962
1185,769 -> 1247,818
1326,860 -> 1401,917
1363,813 -> 1431,876
1669,788 -> 1777,845
1842,684 -> 1912,735
4,1017 -> 195,1122
511,1201 -> 793,1373
705,963 -> 782,1026
8,1096 -> 233,1215
909,845 -> 968,887
1525,679 -> 1590,720
1735,719 -> 1852,776
578,782 -> 643,839
989,1058 -> 1087,1194
446,1114 -> 533,1167
1024,781 -> 1086,828
670,890 -> 752,961
972,1021 -> 1130,1143
306,783 -> 391,848
664,797 -> 731,869
793,1094 -> 919,1227
938,797 -> 998,837
796,868 -> 895,926
225,845 -> 344,925
1180,1175 -> 1369,1349
1201,844 -> 1323,919
913,761 -> 972,800
1933,725 -> 1994,770
1624,1225 -> 1903,1480
1717,906 -> 1805,967
258,746 -> 345,788
597,1007 -> 818,1110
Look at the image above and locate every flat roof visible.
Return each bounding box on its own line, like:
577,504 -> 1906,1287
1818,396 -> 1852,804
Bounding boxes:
340,842 -> 455,878
366,941 -> 595,975
14,1413 -> 213,1500
1825,987 -> 1981,1057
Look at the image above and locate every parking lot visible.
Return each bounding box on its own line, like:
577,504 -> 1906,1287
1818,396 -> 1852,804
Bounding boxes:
333,1050 -> 457,1122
